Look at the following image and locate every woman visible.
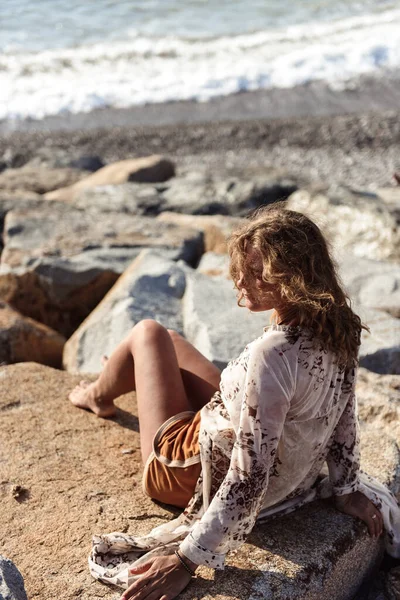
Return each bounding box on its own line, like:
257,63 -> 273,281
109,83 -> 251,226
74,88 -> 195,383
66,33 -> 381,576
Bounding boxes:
70,205 -> 400,600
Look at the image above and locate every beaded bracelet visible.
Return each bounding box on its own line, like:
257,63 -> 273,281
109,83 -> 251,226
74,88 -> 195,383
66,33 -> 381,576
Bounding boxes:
174,550 -> 196,577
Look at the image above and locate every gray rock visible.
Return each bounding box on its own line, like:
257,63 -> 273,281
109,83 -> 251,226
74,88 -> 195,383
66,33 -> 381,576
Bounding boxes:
358,305 -> 400,375
287,186 -> 400,262
157,212 -> 244,253
339,256 -> 400,318
69,155 -> 104,172
45,155 -> 176,202
0,556 -> 28,600
197,252 -> 230,278
0,165 -> 85,194
73,183 -> 162,215
0,205 -> 203,337
0,195 -> 45,254
182,270 -> 272,370
71,172 -> 297,218
63,250 -> 188,373
161,173 -> 298,216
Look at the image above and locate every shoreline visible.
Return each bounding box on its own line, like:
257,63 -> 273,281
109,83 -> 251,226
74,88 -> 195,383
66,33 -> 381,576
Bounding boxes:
2,73 -> 400,136
1,74 -> 400,189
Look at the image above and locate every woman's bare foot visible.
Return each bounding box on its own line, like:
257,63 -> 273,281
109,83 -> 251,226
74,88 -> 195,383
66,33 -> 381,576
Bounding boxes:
69,380 -> 116,418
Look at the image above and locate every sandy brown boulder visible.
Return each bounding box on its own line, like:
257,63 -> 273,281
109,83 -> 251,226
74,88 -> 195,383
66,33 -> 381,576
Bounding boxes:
1,362 -> 397,599
45,156 -> 175,202
0,301 -> 65,367
157,212 -> 244,253
0,166 -> 85,195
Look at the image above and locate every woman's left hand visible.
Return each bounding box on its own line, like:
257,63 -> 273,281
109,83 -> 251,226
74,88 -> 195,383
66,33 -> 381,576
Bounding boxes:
335,491 -> 384,538
120,554 -> 193,600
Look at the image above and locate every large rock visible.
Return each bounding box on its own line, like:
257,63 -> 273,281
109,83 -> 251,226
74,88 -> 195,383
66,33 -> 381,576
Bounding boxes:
0,205 -> 202,336
66,171 -> 297,219
63,250 -> 272,374
0,194 -> 45,255
287,187 -> 400,262
1,362 -> 399,599
45,156 -> 175,202
0,165 -> 85,194
0,301 -> 65,368
340,256 -> 400,319
0,556 -> 28,600
72,182 -> 162,216
63,251 -> 188,373
159,171 -> 298,216
358,306 -> 400,375
375,187 -> 400,223
182,270 -> 273,370
197,251 -> 231,277
157,212 -> 244,253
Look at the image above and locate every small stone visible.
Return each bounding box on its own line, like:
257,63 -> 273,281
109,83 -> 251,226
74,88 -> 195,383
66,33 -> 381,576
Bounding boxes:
11,486 -> 29,503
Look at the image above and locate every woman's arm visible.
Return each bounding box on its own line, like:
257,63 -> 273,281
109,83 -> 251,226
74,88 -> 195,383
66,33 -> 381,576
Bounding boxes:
179,343 -> 292,568
326,392 -> 360,496
326,392 -> 383,537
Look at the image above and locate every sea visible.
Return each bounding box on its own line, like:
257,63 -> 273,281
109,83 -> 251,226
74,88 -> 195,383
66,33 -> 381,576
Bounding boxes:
1,0 -> 400,122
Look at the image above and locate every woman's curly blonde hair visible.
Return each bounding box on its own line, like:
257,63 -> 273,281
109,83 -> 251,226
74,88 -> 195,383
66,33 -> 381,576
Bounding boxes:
228,204 -> 367,368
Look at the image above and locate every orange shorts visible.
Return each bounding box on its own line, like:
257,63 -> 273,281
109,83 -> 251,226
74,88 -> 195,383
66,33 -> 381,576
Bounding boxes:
142,411 -> 202,508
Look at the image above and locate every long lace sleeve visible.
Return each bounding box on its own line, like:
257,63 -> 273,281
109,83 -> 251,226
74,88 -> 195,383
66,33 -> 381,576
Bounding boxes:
326,391 -> 360,496
179,342 -> 292,569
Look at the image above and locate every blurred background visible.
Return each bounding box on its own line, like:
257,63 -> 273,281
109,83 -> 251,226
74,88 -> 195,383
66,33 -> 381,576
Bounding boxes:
1,0 -> 400,125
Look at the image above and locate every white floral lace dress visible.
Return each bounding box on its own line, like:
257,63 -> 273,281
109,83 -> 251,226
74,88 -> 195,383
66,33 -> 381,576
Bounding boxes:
89,325 -> 400,589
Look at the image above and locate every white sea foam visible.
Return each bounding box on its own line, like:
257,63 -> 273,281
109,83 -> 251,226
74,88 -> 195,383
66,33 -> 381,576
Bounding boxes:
1,8 -> 400,121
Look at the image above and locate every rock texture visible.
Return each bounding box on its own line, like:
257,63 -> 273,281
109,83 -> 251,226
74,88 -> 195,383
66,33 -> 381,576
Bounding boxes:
182,269 -> 272,370
157,212 -> 244,253
63,250 -> 272,374
0,556 -> 28,600
340,256 -> 400,319
1,363 -> 399,600
0,302 -> 65,368
45,155 -> 175,202
63,249 -> 400,375
63,251 -> 188,373
287,187 -> 400,262
0,165 -> 85,194
68,171 -> 298,219
357,306 -> 400,375
0,206 -> 203,336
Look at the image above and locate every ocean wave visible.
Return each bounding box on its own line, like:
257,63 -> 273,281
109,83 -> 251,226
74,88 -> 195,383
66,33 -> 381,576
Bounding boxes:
1,8 -> 400,121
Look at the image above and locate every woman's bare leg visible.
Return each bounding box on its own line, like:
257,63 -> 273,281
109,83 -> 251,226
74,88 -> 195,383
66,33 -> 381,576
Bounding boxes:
69,320 -> 221,462
167,329 -> 221,411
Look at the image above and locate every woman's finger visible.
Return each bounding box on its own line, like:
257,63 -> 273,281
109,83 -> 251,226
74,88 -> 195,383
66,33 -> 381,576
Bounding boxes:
143,591 -> 164,600
365,513 -> 375,537
369,509 -> 382,538
376,510 -> 384,537
120,577 -> 151,600
130,561 -> 154,576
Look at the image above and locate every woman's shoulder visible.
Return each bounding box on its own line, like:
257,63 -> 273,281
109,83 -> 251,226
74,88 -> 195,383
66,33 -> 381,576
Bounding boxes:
252,325 -> 310,352
247,325 -> 323,367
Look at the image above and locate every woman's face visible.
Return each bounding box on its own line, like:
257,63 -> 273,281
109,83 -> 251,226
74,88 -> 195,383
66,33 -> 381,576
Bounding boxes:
236,246 -> 282,313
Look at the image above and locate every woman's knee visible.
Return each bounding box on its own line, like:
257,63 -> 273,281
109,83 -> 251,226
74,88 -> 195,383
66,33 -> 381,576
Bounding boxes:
167,328 -> 182,345
130,319 -> 168,344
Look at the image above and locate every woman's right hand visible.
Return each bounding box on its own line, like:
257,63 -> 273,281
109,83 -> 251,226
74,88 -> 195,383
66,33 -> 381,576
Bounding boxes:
335,491 -> 384,538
